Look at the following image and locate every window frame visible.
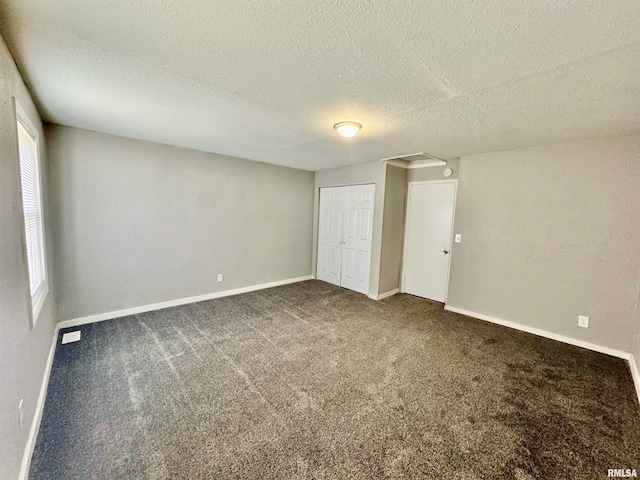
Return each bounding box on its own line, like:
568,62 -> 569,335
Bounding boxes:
14,99 -> 49,327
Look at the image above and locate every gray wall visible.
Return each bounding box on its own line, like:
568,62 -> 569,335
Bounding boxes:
313,162 -> 387,297
379,165 -> 407,295
0,36 -> 57,479
48,125 -> 314,320
634,307 -> 640,365
447,136 -> 640,352
637,315 -> 640,355
407,159 -> 460,183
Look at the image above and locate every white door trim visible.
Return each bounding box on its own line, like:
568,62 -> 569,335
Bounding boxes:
317,181 -> 376,189
401,179 -> 458,303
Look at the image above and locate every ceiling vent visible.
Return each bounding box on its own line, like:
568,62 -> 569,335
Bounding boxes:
380,152 -> 446,169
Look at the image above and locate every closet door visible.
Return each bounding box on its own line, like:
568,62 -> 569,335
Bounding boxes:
317,184 -> 375,295
340,184 -> 374,294
317,187 -> 345,286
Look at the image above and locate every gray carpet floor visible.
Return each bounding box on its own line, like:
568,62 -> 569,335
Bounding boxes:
30,280 -> 640,479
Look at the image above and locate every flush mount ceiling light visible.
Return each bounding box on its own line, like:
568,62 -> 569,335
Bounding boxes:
333,121 -> 362,138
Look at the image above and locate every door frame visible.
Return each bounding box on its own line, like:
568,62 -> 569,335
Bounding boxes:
401,179 -> 458,303
316,183 -> 376,294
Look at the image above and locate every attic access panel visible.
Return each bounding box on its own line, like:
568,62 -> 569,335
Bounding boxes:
380,152 -> 447,168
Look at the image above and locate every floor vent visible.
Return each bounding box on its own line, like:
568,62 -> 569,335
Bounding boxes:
61,331 -> 81,344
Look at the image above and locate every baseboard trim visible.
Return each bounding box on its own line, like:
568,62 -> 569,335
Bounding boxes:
443,305 -> 630,360
630,354 -> 640,407
19,330 -> 57,480
58,275 -> 313,329
372,288 -> 400,301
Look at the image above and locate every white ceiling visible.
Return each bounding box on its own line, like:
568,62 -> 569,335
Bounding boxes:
1,0 -> 639,171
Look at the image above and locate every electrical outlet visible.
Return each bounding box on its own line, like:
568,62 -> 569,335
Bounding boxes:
578,315 -> 589,328
18,399 -> 24,429
454,234 -> 462,243
217,274 -> 223,283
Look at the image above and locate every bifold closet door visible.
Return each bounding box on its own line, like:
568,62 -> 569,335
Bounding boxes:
317,185 -> 374,295
339,184 -> 374,294
317,187 -> 345,286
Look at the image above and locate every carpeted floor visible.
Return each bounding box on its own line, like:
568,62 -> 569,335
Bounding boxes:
30,280 -> 640,479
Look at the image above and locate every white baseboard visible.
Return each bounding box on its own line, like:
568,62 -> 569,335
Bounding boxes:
19,330 -> 58,480
369,288 -> 400,301
630,354 -> 640,407
443,305 -> 630,360
58,275 -> 313,329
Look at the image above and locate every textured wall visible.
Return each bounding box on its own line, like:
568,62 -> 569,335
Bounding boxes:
0,36 -> 57,479
379,165 -> 407,295
636,316 -> 640,355
447,136 -> 640,352
634,307 -> 640,368
48,125 -> 314,320
312,162 -> 387,296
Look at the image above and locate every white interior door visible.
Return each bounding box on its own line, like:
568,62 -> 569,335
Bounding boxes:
340,185 -> 374,294
317,184 -> 374,295
317,187 -> 345,286
402,181 -> 457,302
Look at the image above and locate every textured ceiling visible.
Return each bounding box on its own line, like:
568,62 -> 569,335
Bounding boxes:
0,0 -> 638,171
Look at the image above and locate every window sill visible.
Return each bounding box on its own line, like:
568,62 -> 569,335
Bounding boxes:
31,282 -> 49,327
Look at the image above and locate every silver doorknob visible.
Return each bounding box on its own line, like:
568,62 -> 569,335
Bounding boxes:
442,249 -> 449,254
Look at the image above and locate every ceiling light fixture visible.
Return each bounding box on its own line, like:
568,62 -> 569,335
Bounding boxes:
333,121 -> 362,138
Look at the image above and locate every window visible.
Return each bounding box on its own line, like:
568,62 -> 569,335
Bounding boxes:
16,101 -> 48,324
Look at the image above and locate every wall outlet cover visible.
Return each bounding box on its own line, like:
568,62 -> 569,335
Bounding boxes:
217,274 -> 223,282
578,315 -> 589,328
18,399 -> 24,429
455,234 -> 462,243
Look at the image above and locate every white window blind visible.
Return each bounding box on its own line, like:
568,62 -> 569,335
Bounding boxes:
17,112 -> 48,320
